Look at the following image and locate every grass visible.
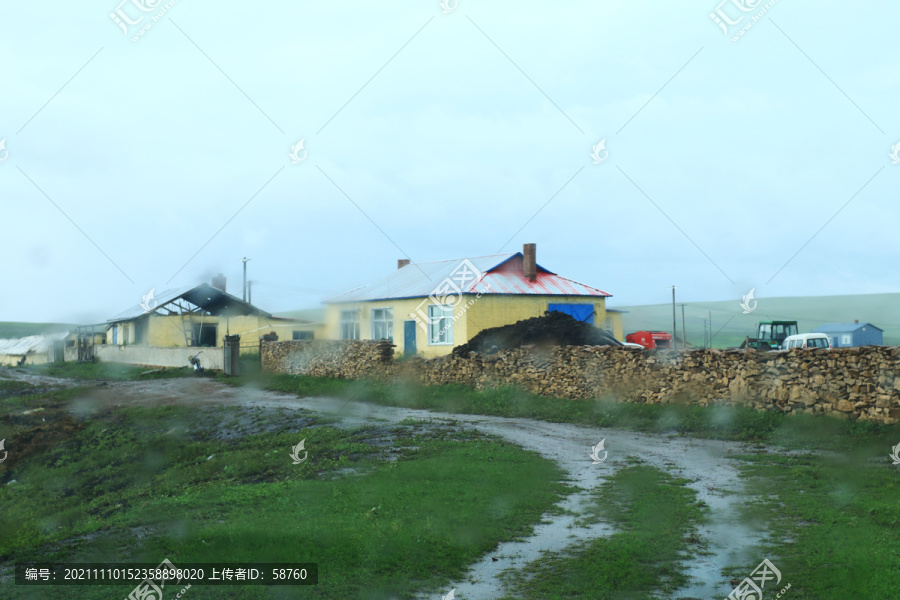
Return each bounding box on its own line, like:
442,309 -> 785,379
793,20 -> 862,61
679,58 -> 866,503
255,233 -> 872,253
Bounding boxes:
0,321 -> 76,339
0,394 -> 567,599
501,463 -> 704,599
257,375 -> 897,451
256,374 -> 900,596
732,451 -> 900,598
4,368 -> 900,597
23,361 -> 195,381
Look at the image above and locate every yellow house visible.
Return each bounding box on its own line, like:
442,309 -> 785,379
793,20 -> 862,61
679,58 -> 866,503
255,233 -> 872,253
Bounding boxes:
106,279 -> 315,352
324,244 -> 624,357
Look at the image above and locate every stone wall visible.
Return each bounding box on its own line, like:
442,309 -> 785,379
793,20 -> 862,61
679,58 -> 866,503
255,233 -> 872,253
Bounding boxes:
261,340 -> 395,379
260,340 -> 900,424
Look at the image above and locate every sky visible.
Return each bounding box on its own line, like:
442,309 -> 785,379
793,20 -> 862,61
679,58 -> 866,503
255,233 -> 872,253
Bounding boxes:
1,0 -> 898,325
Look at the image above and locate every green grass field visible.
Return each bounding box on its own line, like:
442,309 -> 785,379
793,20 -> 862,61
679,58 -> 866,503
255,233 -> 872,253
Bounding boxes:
3,367 -> 899,598
501,463 -> 704,599
612,292 -> 899,347
0,321 -> 77,339
258,375 -> 900,598
0,379 -> 566,599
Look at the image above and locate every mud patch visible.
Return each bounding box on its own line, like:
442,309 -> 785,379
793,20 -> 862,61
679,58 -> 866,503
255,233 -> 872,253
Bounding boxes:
0,407 -> 84,480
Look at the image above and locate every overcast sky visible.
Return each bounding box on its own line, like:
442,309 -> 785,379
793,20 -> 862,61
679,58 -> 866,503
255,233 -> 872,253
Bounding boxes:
1,1 -> 898,324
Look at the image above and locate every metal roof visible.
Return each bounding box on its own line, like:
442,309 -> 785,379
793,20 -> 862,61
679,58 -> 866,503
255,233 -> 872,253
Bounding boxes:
108,283 -> 271,323
0,331 -> 69,356
326,253 -> 612,303
812,322 -> 883,333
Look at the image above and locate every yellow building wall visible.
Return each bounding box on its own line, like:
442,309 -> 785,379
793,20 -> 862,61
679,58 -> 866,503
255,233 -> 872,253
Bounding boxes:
605,312 -> 624,342
327,298 -> 471,358
106,315 -> 321,351
464,295 -> 616,348
325,294 -> 619,358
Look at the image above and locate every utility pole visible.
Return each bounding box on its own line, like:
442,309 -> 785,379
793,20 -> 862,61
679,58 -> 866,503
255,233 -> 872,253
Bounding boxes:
681,304 -> 687,350
671,286 -> 677,350
248,280 -> 253,305
709,310 -> 713,348
242,257 -> 250,302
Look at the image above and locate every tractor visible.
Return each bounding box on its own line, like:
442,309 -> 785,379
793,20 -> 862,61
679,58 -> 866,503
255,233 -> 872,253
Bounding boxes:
740,320 -> 799,350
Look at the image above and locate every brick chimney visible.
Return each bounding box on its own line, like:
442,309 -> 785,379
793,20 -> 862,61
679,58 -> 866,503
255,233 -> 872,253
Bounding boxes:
854,319 -> 859,324
523,243 -> 537,282
211,273 -> 226,291
398,259 -> 410,269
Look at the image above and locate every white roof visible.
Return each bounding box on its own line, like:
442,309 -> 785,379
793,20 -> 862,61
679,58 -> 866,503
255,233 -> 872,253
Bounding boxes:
0,331 -> 69,355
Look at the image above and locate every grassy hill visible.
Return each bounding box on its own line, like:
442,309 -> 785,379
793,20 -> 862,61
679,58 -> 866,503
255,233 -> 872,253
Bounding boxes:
611,293 -> 898,348
0,321 -> 78,340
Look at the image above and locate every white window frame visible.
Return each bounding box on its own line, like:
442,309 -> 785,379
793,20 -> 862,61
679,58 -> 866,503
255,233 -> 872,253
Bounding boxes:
428,304 -> 453,345
371,308 -> 393,341
841,334 -> 852,346
340,310 -> 360,340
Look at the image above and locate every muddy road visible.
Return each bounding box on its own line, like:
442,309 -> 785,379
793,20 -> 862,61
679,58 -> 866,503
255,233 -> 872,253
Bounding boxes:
6,372 -> 773,599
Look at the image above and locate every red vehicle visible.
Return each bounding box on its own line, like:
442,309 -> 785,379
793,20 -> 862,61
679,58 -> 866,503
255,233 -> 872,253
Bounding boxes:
625,331 -> 674,349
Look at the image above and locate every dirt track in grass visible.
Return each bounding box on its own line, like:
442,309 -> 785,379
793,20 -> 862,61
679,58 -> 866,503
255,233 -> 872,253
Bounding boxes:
5,371 -> 774,599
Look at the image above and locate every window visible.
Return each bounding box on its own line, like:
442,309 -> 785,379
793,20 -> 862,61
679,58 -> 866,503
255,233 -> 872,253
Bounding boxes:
292,331 -> 314,340
340,310 -> 360,340
371,308 -> 393,341
428,305 -> 453,345
193,324 -> 218,347
841,334 -> 852,346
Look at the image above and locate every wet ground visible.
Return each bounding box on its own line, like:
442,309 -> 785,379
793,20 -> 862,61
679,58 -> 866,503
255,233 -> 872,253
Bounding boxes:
1,370 -> 779,599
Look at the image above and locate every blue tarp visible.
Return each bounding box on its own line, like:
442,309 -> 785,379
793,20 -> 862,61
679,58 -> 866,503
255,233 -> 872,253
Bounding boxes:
548,303 -> 595,324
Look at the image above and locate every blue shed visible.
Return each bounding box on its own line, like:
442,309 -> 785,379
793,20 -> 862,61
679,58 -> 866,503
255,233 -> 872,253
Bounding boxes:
812,322 -> 883,347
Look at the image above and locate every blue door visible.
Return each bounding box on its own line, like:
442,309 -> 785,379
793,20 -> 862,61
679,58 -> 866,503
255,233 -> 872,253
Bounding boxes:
548,303 -> 595,324
403,320 -> 417,356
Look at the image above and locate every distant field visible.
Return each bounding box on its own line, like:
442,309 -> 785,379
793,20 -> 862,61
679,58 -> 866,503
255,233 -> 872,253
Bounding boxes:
0,321 -> 77,339
611,293 -> 899,348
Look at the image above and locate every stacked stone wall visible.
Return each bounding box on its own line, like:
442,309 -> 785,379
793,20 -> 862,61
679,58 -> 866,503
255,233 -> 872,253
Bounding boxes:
260,340 -> 900,423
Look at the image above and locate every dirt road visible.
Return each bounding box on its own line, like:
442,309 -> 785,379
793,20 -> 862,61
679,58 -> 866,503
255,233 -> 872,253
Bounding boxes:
13,373 -> 771,599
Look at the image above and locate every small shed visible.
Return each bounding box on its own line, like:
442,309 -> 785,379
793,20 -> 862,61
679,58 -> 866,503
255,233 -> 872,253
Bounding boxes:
812,322 -> 883,347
